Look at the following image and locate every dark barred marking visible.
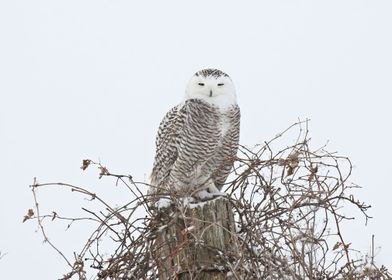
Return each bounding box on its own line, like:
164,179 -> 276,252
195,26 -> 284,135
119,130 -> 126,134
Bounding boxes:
150,98 -> 240,194
195,69 -> 229,78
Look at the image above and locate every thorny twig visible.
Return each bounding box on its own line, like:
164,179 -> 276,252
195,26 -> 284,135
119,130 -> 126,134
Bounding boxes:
25,121 -> 391,279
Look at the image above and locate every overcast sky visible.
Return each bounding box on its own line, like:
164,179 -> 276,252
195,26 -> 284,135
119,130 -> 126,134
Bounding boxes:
1,1 -> 392,279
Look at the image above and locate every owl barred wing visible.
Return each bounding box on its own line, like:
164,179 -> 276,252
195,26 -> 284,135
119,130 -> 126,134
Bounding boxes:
169,99 -> 221,189
155,105 -> 181,151
150,99 -> 221,192
151,97 -> 240,195
150,104 -> 185,189
213,105 -> 241,189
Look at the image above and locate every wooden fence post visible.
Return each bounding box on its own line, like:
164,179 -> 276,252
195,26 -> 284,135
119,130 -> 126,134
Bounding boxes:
153,197 -> 238,279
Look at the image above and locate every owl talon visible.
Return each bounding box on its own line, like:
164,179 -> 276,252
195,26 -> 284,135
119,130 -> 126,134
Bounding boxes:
194,189 -> 214,201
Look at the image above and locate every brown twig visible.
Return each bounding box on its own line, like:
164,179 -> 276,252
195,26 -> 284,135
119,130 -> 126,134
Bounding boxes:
25,121 -> 391,280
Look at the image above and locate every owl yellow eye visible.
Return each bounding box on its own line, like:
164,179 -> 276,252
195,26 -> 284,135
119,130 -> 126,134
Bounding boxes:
198,83 -> 205,86
217,83 -> 224,86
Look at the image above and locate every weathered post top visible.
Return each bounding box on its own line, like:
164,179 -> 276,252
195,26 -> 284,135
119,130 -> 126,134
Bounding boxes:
153,197 -> 238,280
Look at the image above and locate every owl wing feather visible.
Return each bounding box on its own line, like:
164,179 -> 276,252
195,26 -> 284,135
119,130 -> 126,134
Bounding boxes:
150,104 -> 183,190
169,99 -> 221,190
151,99 -> 240,194
151,99 -> 220,191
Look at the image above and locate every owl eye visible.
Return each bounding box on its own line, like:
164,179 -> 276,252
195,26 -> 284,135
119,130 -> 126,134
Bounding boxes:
217,83 -> 224,86
198,83 -> 205,86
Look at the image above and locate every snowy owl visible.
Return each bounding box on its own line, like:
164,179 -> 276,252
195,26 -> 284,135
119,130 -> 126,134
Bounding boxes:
150,69 -> 240,198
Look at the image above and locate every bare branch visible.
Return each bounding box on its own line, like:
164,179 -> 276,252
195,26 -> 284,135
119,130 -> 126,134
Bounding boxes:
25,121 -> 391,279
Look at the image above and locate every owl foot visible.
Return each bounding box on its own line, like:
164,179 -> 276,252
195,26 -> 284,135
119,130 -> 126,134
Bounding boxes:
194,189 -> 215,201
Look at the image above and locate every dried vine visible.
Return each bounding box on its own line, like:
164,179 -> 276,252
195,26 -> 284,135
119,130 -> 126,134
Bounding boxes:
24,121 -> 391,279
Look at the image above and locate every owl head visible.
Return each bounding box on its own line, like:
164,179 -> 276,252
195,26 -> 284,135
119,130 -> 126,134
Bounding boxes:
185,69 -> 237,108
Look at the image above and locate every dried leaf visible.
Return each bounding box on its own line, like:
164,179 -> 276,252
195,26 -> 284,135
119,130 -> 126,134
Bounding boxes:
333,242 -> 341,250
308,164 -> 318,182
287,150 -> 300,161
286,151 -> 300,177
22,208 -> 34,223
81,159 -> 91,171
286,166 -> 294,176
99,166 -> 109,179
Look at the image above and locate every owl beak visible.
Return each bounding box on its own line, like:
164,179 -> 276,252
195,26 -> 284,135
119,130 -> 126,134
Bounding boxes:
209,89 -> 213,97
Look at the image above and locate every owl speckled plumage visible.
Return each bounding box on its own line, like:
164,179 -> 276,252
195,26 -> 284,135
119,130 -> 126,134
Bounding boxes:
150,69 -> 240,197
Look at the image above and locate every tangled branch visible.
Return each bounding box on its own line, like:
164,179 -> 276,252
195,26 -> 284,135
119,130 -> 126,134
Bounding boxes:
25,121 -> 391,279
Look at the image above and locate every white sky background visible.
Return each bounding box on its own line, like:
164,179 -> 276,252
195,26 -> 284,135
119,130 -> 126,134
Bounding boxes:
1,0 -> 392,278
